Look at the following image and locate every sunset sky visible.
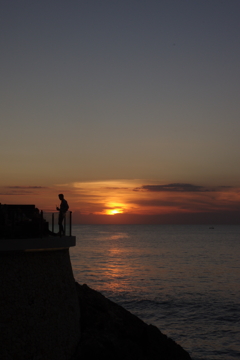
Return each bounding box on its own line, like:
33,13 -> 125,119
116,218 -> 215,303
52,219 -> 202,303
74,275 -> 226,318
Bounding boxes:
1,1 -> 240,224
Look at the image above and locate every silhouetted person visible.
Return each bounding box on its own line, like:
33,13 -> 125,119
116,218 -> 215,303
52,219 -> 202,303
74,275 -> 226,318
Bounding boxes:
56,194 -> 69,236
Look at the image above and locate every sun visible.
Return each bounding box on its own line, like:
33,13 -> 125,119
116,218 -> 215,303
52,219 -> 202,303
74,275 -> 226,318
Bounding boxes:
111,209 -> 120,215
104,202 -> 126,215
106,208 -> 123,215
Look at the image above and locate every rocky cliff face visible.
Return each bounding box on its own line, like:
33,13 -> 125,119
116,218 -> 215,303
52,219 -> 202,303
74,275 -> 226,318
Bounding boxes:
72,283 -> 192,360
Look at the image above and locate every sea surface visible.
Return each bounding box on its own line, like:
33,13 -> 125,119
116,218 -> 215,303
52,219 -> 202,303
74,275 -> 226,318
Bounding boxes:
70,225 -> 240,360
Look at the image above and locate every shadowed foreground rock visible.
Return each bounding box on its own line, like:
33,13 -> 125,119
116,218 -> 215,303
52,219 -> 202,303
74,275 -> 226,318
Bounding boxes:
72,283 -> 192,360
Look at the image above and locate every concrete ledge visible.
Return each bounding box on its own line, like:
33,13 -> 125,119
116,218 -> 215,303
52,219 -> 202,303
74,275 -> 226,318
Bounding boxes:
0,248 -> 80,360
0,236 -> 76,251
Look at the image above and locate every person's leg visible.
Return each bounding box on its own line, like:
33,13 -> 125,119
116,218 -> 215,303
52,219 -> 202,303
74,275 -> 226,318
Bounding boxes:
58,213 -> 64,235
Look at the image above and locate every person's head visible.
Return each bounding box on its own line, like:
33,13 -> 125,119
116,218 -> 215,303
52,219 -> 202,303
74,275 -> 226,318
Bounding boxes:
58,194 -> 64,200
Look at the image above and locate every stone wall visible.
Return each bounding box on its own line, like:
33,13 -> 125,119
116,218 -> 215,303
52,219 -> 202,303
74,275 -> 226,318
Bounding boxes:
0,249 -> 80,360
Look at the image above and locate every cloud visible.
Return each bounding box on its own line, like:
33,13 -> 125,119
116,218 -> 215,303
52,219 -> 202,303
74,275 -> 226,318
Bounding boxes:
129,199 -> 180,208
5,186 -> 48,189
0,191 -> 33,195
131,196 -> 238,212
133,183 -> 232,193
102,187 -> 130,190
0,186 -> 48,196
0,192 -> 25,195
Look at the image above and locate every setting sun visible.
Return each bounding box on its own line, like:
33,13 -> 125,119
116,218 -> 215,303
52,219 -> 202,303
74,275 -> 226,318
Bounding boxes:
106,209 -> 123,215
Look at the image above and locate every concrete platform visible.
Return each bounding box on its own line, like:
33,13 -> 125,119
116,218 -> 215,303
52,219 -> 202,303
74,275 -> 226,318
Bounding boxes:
0,246 -> 80,360
0,236 -> 76,251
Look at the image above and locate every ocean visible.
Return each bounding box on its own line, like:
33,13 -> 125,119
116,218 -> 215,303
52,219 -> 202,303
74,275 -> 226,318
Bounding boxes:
70,225 -> 240,360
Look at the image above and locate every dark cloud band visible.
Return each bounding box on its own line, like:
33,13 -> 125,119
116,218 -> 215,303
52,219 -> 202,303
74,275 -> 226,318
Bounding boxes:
134,183 -> 232,193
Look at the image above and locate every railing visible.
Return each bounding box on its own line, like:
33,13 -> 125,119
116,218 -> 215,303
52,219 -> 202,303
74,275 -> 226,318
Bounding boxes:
0,205 -> 73,239
42,211 -> 73,237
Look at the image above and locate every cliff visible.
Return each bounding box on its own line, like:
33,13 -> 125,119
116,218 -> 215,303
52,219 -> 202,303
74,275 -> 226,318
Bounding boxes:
72,283 -> 192,360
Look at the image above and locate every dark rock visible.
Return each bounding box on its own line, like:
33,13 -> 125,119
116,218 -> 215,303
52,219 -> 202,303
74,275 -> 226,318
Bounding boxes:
72,283 -> 192,360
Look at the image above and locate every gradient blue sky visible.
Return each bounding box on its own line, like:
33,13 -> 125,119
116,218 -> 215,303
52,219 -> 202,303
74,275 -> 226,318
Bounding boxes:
1,1 -> 240,222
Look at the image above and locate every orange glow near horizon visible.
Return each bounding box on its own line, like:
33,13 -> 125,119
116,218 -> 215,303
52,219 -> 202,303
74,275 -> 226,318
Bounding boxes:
1,179 -> 240,224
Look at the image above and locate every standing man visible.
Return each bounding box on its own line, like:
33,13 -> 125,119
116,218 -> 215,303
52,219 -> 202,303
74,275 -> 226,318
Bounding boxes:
56,194 -> 69,236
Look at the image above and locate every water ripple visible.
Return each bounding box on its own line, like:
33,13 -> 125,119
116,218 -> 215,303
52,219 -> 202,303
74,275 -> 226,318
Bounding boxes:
70,224 -> 240,360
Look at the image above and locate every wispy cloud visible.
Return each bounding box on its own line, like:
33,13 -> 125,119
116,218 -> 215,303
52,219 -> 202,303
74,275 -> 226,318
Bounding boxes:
6,186 -> 48,189
133,183 -> 232,193
0,186 -> 48,196
0,191 -> 29,195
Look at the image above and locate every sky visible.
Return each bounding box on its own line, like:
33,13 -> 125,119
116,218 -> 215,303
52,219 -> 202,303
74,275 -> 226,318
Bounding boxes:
1,0 -> 240,224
